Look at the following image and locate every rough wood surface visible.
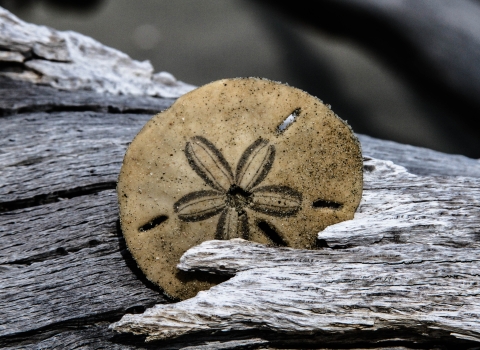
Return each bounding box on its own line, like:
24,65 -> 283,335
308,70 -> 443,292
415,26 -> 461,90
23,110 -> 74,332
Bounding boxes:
0,7 -> 195,98
1,79 -> 478,209
321,157 -> 480,248
0,190 -> 166,345
2,77 -> 480,350
0,76 -> 175,117
0,110 -> 151,205
2,5 -> 480,347
111,158 -> 480,347
357,134 -> 480,178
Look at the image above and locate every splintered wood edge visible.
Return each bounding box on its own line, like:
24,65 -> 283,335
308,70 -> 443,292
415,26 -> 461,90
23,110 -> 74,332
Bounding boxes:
110,157 -> 480,343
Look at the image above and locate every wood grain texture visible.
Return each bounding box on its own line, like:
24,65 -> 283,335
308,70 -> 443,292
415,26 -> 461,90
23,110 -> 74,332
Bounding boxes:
0,111 -> 151,206
0,77 -> 175,117
2,324 -> 270,350
1,189 -> 118,265
0,190 -> 167,347
2,9 -> 480,347
321,157 -> 480,248
111,158 -> 480,346
358,134 -> 480,178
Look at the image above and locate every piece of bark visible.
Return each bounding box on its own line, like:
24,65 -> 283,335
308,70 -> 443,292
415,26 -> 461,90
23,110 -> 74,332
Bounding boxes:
111,158 -> 480,346
320,157 -> 480,249
0,8 -> 195,98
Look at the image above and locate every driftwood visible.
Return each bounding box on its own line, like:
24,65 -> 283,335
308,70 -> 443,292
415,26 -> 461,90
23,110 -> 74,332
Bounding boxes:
0,7 -> 194,98
111,158 -> 480,345
1,6 -> 480,349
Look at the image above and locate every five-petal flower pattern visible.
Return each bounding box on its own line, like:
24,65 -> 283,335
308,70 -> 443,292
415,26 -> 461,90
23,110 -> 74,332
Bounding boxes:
174,136 -> 302,241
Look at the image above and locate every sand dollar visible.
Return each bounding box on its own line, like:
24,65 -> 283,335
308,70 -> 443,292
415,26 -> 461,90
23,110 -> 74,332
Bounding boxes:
117,78 -> 363,300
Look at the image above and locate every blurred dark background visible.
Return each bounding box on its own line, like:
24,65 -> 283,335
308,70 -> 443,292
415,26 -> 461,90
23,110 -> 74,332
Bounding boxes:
1,0 -> 479,158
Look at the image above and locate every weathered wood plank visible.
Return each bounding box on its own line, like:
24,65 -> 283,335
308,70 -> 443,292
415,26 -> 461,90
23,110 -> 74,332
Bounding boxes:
0,111 -> 152,207
0,190 -> 166,347
178,241 -> 480,276
2,325 -> 138,350
0,77 -> 175,117
114,240 -> 480,345
111,158 -> 480,346
358,134 -> 480,178
1,250 -> 152,336
320,157 -> 480,248
2,324 -> 270,350
0,189 -> 118,264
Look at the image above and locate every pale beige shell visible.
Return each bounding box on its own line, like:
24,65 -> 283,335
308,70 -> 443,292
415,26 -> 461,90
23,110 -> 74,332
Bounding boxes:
117,78 -> 363,300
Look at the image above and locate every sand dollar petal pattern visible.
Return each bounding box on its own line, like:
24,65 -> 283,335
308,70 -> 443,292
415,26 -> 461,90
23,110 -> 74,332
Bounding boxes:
215,207 -> 249,240
235,138 -> 275,191
250,185 -> 302,217
174,190 -> 225,222
185,136 -> 234,192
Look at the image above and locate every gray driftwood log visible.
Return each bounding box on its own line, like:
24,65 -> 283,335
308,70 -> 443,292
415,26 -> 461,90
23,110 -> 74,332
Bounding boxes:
112,158 -> 480,345
1,5 -> 480,349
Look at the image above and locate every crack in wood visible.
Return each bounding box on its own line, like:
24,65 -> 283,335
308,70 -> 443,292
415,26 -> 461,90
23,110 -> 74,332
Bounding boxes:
0,182 -> 116,213
0,76 -> 175,118
0,309 -> 149,348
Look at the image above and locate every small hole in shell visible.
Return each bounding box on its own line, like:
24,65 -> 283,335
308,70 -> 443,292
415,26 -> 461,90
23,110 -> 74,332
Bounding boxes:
312,200 -> 342,209
277,108 -> 301,133
139,215 -> 168,232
